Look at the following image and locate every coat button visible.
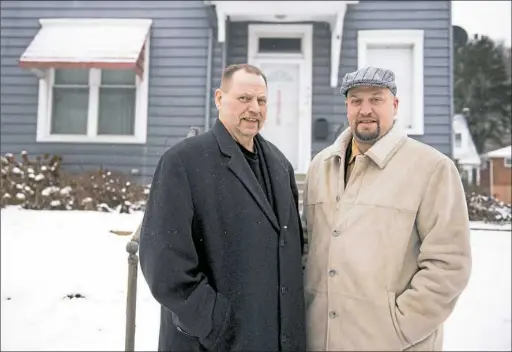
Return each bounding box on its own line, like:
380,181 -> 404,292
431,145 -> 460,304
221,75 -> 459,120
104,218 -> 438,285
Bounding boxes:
281,333 -> 287,344
329,311 -> 337,319
332,230 -> 340,237
336,195 -> 340,202
281,286 -> 286,294
328,269 -> 336,277
279,239 -> 285,247
283,225 -> 288,229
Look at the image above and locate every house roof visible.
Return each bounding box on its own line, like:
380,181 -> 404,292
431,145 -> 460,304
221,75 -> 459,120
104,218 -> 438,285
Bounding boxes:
485,145 -> 512,158
19,18 -> 152,78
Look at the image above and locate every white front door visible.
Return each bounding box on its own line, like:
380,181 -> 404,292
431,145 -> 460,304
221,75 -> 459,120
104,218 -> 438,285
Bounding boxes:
258,62 -> 300,170
248,24 -> 313,174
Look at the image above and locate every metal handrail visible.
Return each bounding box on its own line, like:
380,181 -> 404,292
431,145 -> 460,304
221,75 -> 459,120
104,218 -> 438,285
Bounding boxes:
125,222 -> 141,352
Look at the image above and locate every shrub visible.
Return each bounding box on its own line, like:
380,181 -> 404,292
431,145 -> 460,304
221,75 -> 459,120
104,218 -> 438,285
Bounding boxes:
466,192 -> 511,224
2,151 -> 511,224
1,151 -> 149,213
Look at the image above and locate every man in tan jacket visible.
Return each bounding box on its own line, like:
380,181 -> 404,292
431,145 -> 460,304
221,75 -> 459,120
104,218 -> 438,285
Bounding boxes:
302,66 -> 472,351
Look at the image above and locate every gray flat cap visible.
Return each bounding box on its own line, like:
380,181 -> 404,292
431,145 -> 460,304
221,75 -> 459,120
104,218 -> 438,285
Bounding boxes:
340,66 -> 397,96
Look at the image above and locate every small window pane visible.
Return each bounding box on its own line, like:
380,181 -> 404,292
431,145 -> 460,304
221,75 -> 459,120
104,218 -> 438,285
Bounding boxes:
101,69 -> 136,85
97,88 -> 136,135
54,69 -> 89,85
259,38 -> 302,53
51,88 -> 88,134
455,133 -> 462,147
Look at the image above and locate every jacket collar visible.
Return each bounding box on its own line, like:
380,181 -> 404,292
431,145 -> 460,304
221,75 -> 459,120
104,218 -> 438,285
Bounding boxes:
212,118 -> 286,231
325,121 -> 408,169
212,118 -> 239,157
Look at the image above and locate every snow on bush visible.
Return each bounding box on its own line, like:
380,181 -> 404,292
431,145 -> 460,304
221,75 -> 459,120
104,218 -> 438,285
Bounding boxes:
1,151 -> 149,213
2,151 -> 511,223
466,192 -> 511,224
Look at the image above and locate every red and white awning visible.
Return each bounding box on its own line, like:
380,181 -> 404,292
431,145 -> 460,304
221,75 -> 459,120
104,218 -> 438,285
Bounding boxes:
19,18 -> 152,78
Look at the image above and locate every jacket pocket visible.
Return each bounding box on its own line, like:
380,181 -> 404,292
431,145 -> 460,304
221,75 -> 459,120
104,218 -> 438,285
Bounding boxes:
176,324 -> 193,337
387,291 -> 409,350
172,312 -> 195,337
200,292 -> 233,351
329,295 -> 405,350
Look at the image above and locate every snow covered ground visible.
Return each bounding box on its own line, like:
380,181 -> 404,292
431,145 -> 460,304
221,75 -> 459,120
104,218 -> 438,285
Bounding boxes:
1,207 -> 511,351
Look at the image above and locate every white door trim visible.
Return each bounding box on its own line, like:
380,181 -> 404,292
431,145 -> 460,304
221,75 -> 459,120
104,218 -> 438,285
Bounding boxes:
248,24 -> 313,174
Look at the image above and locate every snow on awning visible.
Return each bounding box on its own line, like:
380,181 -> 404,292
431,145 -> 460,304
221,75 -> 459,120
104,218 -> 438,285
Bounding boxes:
19,18 -> 152,78
205,1 -> 359,87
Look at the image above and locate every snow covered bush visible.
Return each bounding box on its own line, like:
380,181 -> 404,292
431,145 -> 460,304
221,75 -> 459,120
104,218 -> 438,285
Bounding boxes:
1,151 -> 149,213
466,192 -> 511,224
67,168 -> 149,213
2,150 -> 511,222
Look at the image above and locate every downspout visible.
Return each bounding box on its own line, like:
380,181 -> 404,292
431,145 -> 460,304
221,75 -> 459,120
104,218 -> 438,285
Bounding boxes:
222,20 -> 228,70
448,1 -> 454,159
204,27 -> 213,132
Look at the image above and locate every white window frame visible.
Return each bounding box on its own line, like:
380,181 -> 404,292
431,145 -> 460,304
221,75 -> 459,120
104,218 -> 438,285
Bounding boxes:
357,29 -> 424,135
35,37 -> 150,144
505,157 -> 512,168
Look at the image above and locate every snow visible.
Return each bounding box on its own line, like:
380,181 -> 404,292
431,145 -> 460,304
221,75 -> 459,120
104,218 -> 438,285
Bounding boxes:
20,19 -> 152,66
60,186 -> 72,196
41,186 -> 59,197
1,207 -> 510,351
12,167 -> 23,175
34,174 -> 45,182
485,145 -> 512,159
443,226 -> 512,351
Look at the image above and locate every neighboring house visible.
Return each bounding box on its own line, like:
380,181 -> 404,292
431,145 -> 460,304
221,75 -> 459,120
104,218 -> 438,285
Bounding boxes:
452,113 -> 481,185
0,1 -> 454,184
480,146 -> 512,205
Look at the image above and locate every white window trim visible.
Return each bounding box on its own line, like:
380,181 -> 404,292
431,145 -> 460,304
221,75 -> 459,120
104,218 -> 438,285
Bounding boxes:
357,29 -> 424,135
505,157 -> 512,168
36,37 -> 150,144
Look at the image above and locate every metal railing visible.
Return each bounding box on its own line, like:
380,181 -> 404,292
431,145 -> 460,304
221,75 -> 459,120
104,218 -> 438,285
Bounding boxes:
125,223 -> 141,352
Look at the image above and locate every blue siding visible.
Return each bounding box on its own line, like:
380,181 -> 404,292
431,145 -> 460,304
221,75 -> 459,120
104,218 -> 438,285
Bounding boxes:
0,0 -> 212,183
0,0 -> 453,184
224,0 -> 452,159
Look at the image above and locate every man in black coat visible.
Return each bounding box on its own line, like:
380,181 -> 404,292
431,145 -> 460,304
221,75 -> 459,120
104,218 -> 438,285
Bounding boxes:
139,64 -> 306,351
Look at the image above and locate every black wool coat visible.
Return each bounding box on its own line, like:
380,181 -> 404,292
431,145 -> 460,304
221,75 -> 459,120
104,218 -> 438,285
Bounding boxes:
139,119 -> 306,352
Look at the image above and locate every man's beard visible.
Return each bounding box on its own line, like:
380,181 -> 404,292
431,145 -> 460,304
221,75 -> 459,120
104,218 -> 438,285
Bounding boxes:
353,121 -> 380,142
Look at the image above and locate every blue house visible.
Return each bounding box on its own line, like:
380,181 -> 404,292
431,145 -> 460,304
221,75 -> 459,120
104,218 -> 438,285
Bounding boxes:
0,1 -> 453,183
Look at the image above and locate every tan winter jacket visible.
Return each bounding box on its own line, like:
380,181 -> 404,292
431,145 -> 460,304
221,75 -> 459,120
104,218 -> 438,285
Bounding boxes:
302,123 -> 472,351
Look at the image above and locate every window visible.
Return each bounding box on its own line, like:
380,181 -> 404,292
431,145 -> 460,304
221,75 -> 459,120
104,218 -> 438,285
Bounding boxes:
37,65 -> 148,143
258,38 -> 302,53
358,30 -> 424,135
505,157 -> 512,168
18,18 -> 152,144
48,68 -> 138,138
455,133 -> 462,148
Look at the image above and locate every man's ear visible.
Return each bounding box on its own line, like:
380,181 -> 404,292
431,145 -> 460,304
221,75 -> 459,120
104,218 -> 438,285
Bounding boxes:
214,89 -> 223,110
393,96 -> 399,116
